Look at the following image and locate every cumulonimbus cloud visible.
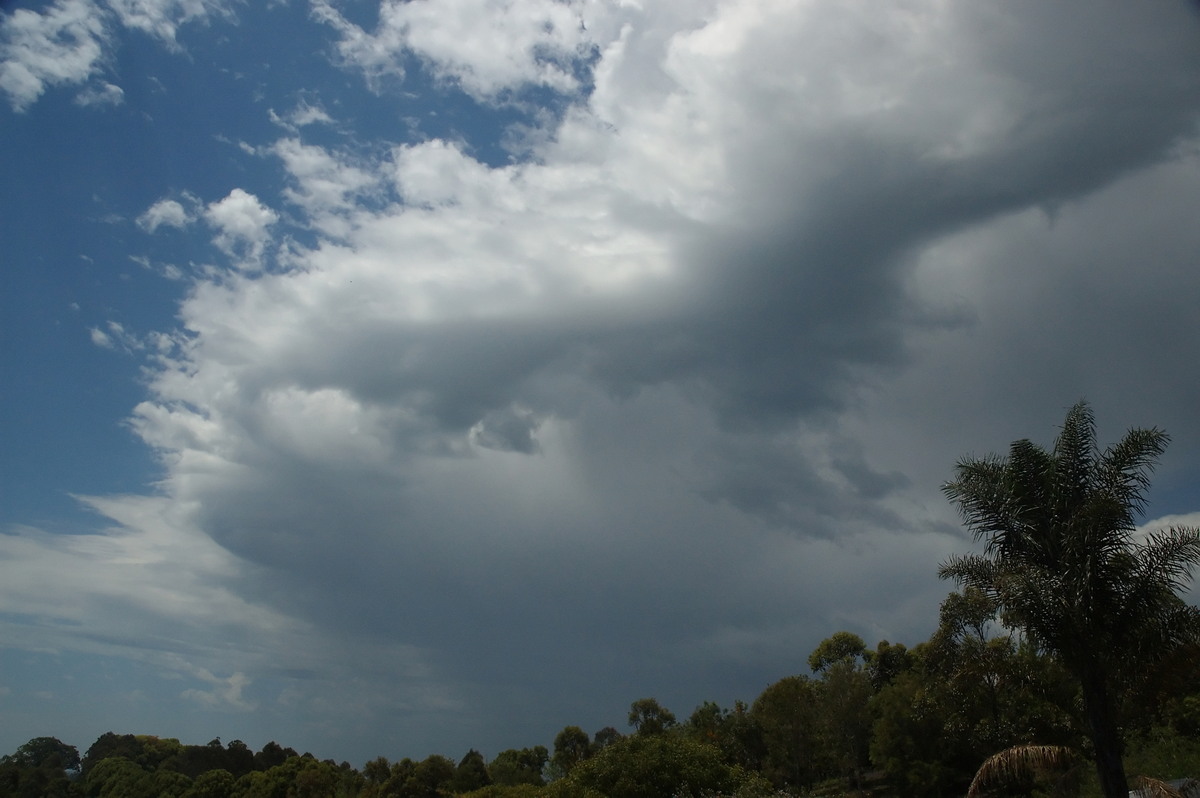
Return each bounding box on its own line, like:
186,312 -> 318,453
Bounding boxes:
8,0 -> 1200,760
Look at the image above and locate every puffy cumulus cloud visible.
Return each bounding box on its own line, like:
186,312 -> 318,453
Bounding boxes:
0,0 -> 109,111
138,196 -> 197,232
312,0 -> 599,101
19,0 -> 1200,757
204,188 -> 279,267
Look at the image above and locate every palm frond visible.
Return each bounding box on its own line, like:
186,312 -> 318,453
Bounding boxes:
1052,401 -> 1097,503
944,456 -> 1018,538
1136,527 -> 1200,593
1100,427 -> 1170,520
937,554 -> 997,591
1130,776 -> 1188,798
967,744 -> 1077,798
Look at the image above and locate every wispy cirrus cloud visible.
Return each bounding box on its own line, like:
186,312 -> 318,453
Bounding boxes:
104,0 -> 232,46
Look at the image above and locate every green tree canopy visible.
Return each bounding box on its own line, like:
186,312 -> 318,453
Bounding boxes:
563,733 -> 760,798
452,750 -> 491,793
627,698 -> 677,736
487,748 -> 547,788
808,631 -> 868,674
2,737 -> 80,773
549,727 -> 592,778
939,401 -> 1200,798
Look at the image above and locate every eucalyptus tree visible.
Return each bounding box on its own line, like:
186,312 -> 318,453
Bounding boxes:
939,401 -> 1200,798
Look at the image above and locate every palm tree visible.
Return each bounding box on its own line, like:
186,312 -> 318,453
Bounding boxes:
939,401 -> 1200,798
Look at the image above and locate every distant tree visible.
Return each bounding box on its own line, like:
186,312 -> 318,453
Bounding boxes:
366,757 -> 416,798
940,401 -> 1200,798
684,700 -> 762,769
871,664 -> 966,798
817,657 -> 874,787
0,736 -> 83,797
251,742 -> 294,772
362,756 -> 391,786
288,758 -> 349,798
564,733 -> 762,798
85,757 -> 156,798
452,750 -> 491,792
81,734 -> 141,776
223,741 -> 253,779
2,737 -> 80,773
686,701 -> 724,738
149,768 -> 192,798
750,675 -> 822,789
231,755 -> 357,798
488,748 -> 547,788
591,727 -> 623,751
549,727 -> 592,777
866,639 -> 914,690
627,698 -> 677,736
808,631 -> 868,674
393,754 -> 454,797
181,768 -> 235,798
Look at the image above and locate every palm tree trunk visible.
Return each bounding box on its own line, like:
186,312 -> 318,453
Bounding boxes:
1079,663 -> 1128,798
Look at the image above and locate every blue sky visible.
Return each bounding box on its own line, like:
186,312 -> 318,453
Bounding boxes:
3,0 -> 1200,768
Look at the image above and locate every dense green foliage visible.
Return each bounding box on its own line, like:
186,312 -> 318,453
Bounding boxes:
4,404 -> 1198,798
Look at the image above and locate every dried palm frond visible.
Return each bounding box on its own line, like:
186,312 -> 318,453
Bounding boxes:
1129,776 -> 1187,798
966,745 -> 1077,798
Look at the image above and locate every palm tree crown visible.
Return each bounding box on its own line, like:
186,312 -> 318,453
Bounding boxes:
939,401 -> 1200,798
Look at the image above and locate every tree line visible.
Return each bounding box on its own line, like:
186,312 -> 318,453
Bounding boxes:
4,402 -> 1199,798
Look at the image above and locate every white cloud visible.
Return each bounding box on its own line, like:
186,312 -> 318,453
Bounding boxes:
104,0 -> 232,46
1139,513 -> 1200,538
312,0 -> 600,101
204,188 -> 279,267
270,100 -> 336,131
138,197 -> 196,232
309,0 -> 408,90
75,80 -> 124,106
89,326 -> 114,349
272,138 -> 379,236
90,320 -> 146,352
0,0 -> 109,111
0,497 -> 289,663
179,666 -> 254,710
0,0 -> 236,111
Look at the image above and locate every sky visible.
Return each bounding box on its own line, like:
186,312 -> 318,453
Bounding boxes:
3,0 -> 1200,769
